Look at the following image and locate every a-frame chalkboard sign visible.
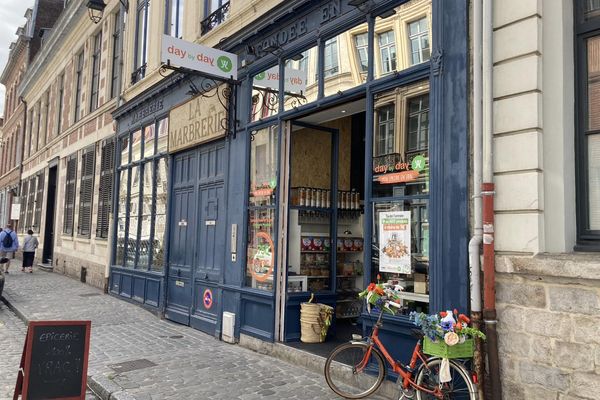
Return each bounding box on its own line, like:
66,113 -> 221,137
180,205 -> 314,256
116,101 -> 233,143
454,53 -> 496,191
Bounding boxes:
13,320 -> 91,400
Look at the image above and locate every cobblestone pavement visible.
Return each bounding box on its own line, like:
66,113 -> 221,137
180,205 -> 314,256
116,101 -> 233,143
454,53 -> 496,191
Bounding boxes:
1,266 -> 384,400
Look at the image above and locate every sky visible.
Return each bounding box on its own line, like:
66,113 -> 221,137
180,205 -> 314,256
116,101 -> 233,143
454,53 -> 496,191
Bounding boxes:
0,0 -> 36,119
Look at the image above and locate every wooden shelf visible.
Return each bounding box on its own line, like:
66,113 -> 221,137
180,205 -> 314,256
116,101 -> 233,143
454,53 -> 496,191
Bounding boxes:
300,250 -> 330,253
307,276 -> 330,279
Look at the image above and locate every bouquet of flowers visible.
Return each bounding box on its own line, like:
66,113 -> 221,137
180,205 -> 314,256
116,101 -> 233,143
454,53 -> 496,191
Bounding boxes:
410,309 -> 486,346
358,282 -> 403,315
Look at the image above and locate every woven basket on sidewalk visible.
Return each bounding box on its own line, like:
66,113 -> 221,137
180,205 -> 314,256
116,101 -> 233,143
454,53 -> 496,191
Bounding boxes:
300,302 -> 333,343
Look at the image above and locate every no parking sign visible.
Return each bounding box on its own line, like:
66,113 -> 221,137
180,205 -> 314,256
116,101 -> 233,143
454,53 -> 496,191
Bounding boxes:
203,289 -> 213,310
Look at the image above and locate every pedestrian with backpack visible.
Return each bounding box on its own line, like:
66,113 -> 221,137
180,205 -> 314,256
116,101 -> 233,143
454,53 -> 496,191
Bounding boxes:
0,224 -> 19,273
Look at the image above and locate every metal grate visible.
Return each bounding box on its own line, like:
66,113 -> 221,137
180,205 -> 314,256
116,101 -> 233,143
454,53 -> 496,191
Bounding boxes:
108,359 -> 157,373
78,293 -> 102,297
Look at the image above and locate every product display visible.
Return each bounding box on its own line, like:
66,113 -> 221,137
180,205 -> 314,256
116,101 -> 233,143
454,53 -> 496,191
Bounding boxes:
290,187 -> 362,210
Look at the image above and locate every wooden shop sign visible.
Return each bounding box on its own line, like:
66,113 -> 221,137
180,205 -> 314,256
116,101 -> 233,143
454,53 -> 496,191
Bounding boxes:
169,89 -> 227,153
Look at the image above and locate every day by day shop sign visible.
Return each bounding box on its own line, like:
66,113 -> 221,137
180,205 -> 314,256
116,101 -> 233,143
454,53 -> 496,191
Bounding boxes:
161,35 -> 238,80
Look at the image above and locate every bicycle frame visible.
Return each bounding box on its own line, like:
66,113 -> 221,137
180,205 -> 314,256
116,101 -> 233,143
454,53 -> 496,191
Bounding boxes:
360,309 -> 445,398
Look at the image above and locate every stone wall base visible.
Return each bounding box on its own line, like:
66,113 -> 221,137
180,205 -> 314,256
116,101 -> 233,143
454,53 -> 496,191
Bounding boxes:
51,251 -> 107,291
495,254 -> 600,400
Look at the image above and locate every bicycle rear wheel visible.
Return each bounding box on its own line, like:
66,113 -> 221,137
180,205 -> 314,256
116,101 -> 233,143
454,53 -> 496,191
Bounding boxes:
415,358 -> 477,400
324,342 -> 386,399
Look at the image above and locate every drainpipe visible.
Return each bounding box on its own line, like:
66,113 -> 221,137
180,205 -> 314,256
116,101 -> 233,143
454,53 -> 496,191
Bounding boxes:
482,0 -> 502,399
17,97 -> 27,233
470,0 -> 484,397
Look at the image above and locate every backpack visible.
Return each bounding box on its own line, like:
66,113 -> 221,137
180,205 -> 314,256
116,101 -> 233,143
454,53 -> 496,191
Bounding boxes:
2,230 -> 13,248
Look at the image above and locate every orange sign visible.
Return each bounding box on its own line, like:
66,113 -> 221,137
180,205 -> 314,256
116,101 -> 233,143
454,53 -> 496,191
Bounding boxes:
376,170 -> 419,184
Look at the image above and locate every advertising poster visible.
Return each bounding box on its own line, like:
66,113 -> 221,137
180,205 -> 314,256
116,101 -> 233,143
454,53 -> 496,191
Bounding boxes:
378,211 -> 411,274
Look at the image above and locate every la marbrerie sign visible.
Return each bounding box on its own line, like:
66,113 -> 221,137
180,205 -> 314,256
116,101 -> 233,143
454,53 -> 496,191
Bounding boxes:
169,88 -> 227,153
161,35 -> 238,80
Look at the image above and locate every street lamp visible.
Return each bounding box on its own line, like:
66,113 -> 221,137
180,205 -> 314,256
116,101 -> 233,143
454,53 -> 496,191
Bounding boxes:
86,0 -> 106,24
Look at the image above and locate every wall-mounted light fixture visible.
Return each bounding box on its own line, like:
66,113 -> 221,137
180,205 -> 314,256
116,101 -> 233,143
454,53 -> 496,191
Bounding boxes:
348,0 -> 374,13
86,0 -> 129,24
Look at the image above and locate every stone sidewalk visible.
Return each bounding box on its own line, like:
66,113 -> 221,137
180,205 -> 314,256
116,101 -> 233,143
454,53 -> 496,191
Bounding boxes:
0,265 -> 375,400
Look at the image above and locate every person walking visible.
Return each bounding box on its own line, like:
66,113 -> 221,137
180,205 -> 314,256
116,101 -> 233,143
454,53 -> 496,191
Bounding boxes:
22,229 -> 38,273
0,224 -> 18,273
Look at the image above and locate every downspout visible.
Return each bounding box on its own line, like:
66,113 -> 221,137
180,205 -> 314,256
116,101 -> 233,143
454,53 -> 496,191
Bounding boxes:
469,0 -> 484,397
482,0 -> 502,399
17,97 -> 27,233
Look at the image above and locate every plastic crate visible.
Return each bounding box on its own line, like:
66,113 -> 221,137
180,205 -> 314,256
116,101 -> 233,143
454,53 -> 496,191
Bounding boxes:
423,337 -> 474,359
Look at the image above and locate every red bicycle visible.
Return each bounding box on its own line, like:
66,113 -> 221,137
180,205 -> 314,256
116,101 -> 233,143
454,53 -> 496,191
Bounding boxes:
324,297 -> 477,399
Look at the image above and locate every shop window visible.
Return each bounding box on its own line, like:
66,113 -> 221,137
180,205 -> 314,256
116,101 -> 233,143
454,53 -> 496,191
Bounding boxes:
166,0 -> 184,38
323,38 -> 339,78
114,118 -> 169,269
78,146 -> 96,238
90,31 -> 102,112
110,11 -> 121,99
63,154 -> 77,235
246,125 -> 278,291
74,51 -> 84,122
251,68 -> 280,122
575,2 -> 600,246
283,45 -> 318,112
33,172 -> 45,233
97,139 -> 115,239
408,17 -> 430,65
372,86 -> 430,199
379,31 -> 397,75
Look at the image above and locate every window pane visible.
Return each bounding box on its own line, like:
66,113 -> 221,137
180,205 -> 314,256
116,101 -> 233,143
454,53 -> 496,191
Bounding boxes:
585,0 -> 600,20
250,125 -> 278,207
246,208 -> 276,291
372,200 -> 429,314
251,67 -> 280,122
137,164 -> 153,269
131,130 -> 142,162
283,45 -> 318,112
588,134 -> 600,230
143,124 -> 156,158
120,135 -> 130,166
126,166 -> 140,268
373,88 -> 430,198
152,158 -> 168,271
116,169 -> 128,266
588,36 -> 600,131
374,2 -> 432,79
157,118 -> 168,153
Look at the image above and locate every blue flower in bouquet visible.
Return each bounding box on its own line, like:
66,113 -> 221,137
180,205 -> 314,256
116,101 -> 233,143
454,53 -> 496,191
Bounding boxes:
441,320 -> 453,332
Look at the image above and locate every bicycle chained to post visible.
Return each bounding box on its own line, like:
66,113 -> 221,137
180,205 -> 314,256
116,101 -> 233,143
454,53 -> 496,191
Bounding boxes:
324,283 -> 482,399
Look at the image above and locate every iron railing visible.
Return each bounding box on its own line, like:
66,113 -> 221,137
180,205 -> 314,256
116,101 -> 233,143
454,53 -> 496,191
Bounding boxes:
201,2 -> 230,36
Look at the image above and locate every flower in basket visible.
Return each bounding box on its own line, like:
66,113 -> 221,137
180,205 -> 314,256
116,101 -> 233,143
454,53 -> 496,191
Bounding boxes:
358,282 -> 402,315
409,309 -> 486,345
444,331 -> 459,346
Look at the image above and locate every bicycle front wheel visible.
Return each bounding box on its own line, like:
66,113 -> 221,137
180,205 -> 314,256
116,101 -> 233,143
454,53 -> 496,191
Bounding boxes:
415,358 -> 477,400
324,342 -> 386,399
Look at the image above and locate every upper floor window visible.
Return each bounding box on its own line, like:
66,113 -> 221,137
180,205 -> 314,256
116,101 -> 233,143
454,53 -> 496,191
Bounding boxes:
166,0 -> 184,38
133,0 -> 150,84
576,0 -> 600,247
408,17 -> 430,65
201,1 -> 229,35
323,37 -> 339,78
111,11 -> 122,99
354,33 -> 369,74
74,51 -> 84,122
375,104 -> 395,157
57,73 -> 64,135
379,30 -> 397,74
406,94 -> 429,155
90,31 -> 102,112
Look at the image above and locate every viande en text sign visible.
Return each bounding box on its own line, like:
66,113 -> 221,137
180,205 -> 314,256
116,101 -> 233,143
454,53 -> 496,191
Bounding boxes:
161,35 -> 238,80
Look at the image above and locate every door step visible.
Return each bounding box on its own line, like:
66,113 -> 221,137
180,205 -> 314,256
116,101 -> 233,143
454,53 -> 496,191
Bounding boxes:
37,263 -> 53,272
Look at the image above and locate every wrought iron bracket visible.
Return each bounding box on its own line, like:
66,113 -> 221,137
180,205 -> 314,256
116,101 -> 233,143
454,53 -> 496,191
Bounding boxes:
159,62 -> 241,139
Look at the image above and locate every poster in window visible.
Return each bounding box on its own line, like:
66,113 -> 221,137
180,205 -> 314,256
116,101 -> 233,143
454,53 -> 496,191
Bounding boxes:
379,211 -> 411,274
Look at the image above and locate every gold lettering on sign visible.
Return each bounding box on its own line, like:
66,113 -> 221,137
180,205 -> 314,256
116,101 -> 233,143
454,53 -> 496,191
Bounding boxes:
168,87 -> 227,152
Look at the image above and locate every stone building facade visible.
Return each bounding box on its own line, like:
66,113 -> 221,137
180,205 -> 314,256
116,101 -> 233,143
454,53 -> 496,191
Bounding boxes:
16,0 -> 122,289
492,1 -> 600,399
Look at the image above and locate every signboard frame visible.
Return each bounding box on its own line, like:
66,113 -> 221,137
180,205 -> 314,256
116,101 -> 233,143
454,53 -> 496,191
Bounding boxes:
14,320 -> 91,400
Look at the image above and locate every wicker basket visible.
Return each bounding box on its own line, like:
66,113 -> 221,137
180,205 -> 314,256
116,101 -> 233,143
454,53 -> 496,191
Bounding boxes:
300,302 -> 333,343
423,337 -> 474,359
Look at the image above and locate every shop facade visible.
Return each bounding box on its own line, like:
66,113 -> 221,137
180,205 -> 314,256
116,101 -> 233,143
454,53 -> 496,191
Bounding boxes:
110,0 -> 469,357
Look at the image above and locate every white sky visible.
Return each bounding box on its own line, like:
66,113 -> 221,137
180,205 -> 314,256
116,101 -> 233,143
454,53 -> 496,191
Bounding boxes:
0,0 -> 36,119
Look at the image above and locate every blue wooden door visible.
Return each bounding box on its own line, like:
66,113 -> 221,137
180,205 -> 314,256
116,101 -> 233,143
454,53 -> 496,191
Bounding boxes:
166,141 -> 227,336
165,150 -> 198,325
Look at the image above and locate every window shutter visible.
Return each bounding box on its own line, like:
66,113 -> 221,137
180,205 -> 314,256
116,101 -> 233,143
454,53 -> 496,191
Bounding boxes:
25,178 -> 36,230
63,155 -> 77,235
78,146 -> 96,237
19,180 -> 29,232
33,172 -> 45,233
96,140 -> 115,238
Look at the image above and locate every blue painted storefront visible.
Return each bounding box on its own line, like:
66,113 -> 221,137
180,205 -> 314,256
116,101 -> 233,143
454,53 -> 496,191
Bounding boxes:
110,0 -> 469,363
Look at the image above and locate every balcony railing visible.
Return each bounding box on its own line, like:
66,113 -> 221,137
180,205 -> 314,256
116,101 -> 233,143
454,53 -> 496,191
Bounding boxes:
201,2 -> 230,36
131,64 -> 147,85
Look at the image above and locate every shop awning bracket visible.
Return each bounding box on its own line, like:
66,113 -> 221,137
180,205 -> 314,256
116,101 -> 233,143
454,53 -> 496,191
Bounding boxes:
159,62 -> 241,139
